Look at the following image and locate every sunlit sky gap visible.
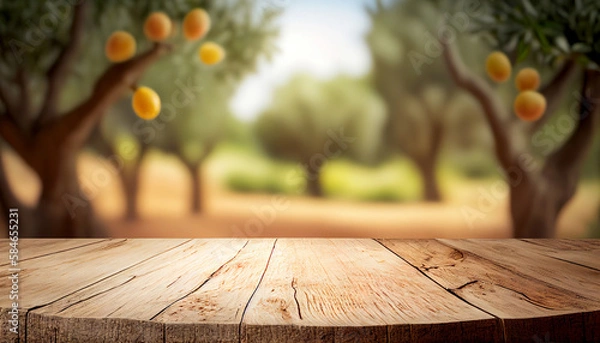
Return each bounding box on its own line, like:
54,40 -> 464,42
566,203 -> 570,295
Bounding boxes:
230,0 -> 373,121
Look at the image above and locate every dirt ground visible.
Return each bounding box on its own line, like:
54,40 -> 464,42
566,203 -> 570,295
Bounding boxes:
5,151 -> 599,238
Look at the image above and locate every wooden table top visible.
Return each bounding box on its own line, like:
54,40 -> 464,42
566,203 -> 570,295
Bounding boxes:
0,238 -> 598,342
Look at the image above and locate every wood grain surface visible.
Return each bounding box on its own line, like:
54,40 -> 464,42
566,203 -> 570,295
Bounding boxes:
0,238 -> 597,342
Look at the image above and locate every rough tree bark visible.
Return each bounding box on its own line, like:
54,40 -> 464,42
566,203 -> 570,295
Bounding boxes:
0,2 -> 171,237
442,40 -> 593,238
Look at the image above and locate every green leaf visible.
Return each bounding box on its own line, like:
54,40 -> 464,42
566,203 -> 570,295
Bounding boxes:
572,42 -> 592,53
516,39 -> 531,62
521,0 -> 538,17
555,36 -> 570,52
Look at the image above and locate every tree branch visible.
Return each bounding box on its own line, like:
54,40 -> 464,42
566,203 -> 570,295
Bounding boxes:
545,69 -> 600,176
52,43 -> 171,147
37,1 -> 88,125
441,40 -> 515,170
530,59 -> 579,133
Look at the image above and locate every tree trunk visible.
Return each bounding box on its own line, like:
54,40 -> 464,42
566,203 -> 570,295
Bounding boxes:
511,69 -> 600,238
185,162 -> 203,214
120,164 -> 142,222
0,5 -> 169,237
304,163 -> 323,197
441,41 -> 600,238
117,146 -> 147,221
35,151 -> 105,238
413,98 -> 444,202
416,159 -> 441,202
508,171 -> 555,238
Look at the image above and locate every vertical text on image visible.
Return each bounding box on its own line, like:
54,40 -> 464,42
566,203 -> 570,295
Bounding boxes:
7,208 -> 20,335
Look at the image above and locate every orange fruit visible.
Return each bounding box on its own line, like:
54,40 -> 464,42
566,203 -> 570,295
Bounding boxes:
485,51 -> 511,83
105,31 -> 136,62
183,8 -> 211,41
514,91 -> 546,122
132,87 -> 161,120
144,12 -> 172,42
198,42 -> 225,65
515,67 -> 540,91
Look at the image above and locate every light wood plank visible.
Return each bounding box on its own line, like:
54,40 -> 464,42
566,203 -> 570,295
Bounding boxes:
0,239 -> 187,310
157,239 -> 275,343
0,239 -> 107,267
242,239 -> 498,343
520,239 -> 600,270
0,239 -> 185,343
380,239 -> 600,342
27,239 -> 248,343
2,238 -> 597,342
440,239 -> 600,302
523,239 -> 600,251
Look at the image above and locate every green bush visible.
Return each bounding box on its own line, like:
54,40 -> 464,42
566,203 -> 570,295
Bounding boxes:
322,158 -> 421,202
354,187 -> 406,203
226,172 -> 272,193
447,152 -> 499,180
224,161 -> 304,195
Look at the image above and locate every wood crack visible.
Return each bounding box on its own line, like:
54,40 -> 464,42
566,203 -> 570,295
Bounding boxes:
519,239 -> 600,271
149,240 -> 250,321
105,303 -> 127,318
437,240 -> 600,303
166,275 -> 182,288
421,263 -> 456,271
495,284 -> 557,311
291,277 -> 303,320
238,239 -> 278,343
376,239 -> 507,342
56,275 -> 137,314
452,280 -> 478,291
373,239 -> 502,319
27,239 -> 192,313
547,256 -> 600,272
0,239 -> 110,267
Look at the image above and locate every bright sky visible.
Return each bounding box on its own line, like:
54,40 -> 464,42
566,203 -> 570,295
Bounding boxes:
230,0 -> 373,121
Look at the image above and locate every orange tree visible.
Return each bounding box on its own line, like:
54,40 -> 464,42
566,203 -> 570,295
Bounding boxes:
0,1 -> 237,237
93,2 -> 280,220
439,0 -> 599,237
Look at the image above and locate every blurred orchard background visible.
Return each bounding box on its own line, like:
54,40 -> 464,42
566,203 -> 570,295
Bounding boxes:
0,0 -> 599,238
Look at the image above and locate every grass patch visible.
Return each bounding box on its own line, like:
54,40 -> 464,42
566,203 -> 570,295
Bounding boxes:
215,147 -> 425,202
321,158 -> 421,202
